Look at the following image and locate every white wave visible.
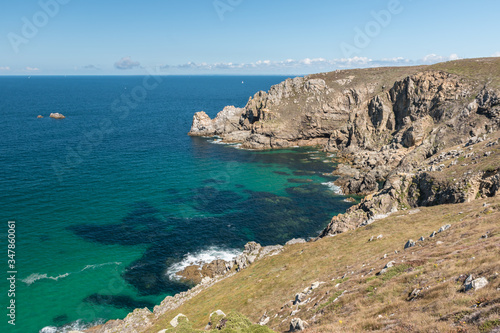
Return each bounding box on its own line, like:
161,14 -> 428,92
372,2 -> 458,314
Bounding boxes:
22,273 -> 70,286
24,262 -> 122,286
209,138 -> 224,144
322,181 -> 343,194
40,319 -> 104,333
166,246 -> 241,280
82,261 -> 122,271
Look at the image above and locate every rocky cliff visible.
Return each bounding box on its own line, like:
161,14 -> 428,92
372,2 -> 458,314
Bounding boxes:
189,58 -> 500,238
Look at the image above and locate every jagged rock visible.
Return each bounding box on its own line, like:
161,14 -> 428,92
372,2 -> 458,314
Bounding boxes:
37,115 -> 43,118
438,224 -> 451,233
464,276 -> 489,291
93,307 -> 153,332
187,111 -> 214,136
244,241 -> 261,253
290,318 -> 308,332
429,231 -> 436,238
258,313 -> 270,326
294,292 -> 307,305
378,261 -> 396,275
49,112 -> 65,119
404,240 -> 416,249
407,288 -> 422,301
419,236 -> 425,242
286,238 -> 306,246
343,172 -> 378,195
170,313 -> 188,327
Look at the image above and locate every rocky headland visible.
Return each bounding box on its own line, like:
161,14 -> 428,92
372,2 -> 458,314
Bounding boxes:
85,58 -> 500,333
189,58 -> 500,238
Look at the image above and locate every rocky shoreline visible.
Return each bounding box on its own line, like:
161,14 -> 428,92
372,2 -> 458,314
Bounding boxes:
85,58 -> 500,332
188,59 -> 500,238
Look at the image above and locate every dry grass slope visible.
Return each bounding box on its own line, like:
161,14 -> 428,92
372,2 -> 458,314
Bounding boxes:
147,195 -> 499,332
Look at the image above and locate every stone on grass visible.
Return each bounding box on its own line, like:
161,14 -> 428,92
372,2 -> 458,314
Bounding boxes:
404,240 -> 415,249
290,318 -> 308,331
438,224 -> 451,233
170,313 -> 188,327
258,314 -> 270,325
464,276 -> 489,291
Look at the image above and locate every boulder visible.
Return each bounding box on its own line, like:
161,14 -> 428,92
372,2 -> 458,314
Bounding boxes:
170,313 -> 188,327
464,276 -> 489,291
294,292 -> 307,305
37,115 -> 43,118
404,240 -> 416,249
438,224 -> 451,233
290,318 -> 308,332
258,314 -> 270,326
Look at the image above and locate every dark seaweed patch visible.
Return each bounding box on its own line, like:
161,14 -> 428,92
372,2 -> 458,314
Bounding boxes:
52,314 -> 68,325
84,294 -> 155,311
287,178 -> 313,183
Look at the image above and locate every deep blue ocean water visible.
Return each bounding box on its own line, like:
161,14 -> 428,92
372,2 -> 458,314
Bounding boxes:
0,76 -> 356,333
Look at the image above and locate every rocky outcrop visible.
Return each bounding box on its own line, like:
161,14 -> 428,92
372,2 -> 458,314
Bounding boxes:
188,65 -> 500,238
50,112 -> 65,119
175,241 -> 283,284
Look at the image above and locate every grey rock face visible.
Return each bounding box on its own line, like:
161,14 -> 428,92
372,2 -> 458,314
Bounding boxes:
464,276 -> 489,291
286,238 -> 307,246
438,224 -> 451,233
404,240 -> 416,249
290,318 -> 308,331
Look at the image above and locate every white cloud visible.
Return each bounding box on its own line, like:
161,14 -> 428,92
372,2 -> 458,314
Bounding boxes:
114,57 -> 140,70
157,54 -> 462,73
83,64 -> 100,70
25,67 -> 39,71
492,52 -> 500,57
420,53 -> 460,64
0,66 -> 10,71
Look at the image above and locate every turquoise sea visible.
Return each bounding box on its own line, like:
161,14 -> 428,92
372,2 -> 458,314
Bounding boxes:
0,76 -> 356,332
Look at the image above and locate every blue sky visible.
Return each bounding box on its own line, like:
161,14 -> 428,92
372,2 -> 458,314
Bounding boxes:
1,0 -> 499,75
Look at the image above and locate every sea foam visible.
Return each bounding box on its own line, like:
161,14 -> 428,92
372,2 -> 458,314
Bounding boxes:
322,181 -> 343,194
22,273 -> 70,286
24,262 -> 123,286
40,319 -> 104,333
166,246 -> 241,280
